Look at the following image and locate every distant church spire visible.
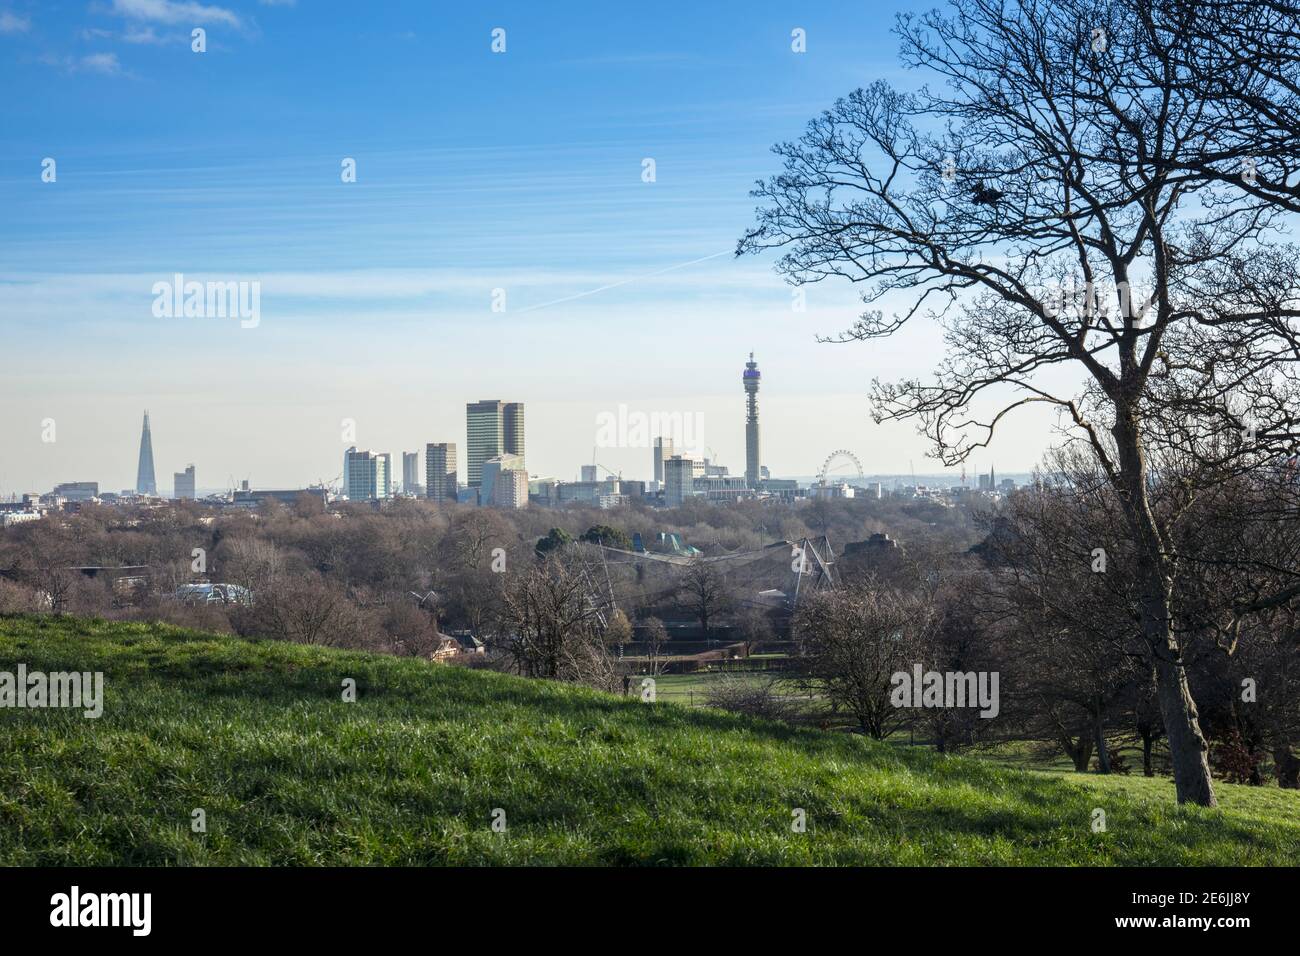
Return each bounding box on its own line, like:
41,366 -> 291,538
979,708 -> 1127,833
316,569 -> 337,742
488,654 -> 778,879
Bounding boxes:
136,410 -> 157,495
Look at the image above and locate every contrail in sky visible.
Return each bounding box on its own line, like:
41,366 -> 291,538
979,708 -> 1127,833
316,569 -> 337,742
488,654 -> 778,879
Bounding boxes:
515,249 -> 732,314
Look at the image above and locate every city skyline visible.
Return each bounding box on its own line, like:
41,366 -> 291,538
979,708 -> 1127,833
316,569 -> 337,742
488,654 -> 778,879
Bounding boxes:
2,357 -> 1034,500
7,450 -> 1029,505
0,1 -> 1062,496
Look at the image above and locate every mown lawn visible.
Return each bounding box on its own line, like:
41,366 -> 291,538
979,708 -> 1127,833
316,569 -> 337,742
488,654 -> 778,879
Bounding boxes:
0,614 -> 1295,865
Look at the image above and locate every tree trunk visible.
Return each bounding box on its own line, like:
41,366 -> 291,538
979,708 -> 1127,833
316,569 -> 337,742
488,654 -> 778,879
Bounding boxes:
1153,654 -> 1216,805
1093,701 -> 1111,775
1141,730 -> 1154,777
1059,734 -> 1093,772
1113,407 -> 1217,807
1274,747 -> 1300,790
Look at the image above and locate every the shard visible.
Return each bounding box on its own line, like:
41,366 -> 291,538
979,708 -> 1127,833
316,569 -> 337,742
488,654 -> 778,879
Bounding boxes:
136,410 -> 157,495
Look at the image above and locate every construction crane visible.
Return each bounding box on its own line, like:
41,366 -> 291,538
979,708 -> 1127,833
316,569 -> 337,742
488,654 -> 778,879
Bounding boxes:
588,447 -> 622,481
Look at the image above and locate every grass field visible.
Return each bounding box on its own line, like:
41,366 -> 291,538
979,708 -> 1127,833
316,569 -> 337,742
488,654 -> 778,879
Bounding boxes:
1,614 -> 1296,866
646,672 -> 718,706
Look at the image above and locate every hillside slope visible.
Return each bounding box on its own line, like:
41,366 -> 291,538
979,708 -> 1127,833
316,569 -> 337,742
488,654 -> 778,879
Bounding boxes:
0,614 -> 1295,865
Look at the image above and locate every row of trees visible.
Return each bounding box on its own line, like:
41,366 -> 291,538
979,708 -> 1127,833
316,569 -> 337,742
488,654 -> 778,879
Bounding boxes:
0,490 -> 933,656
740,0 -> 1300,804
789,456 -> 1300,789
1,466 -> 1295,788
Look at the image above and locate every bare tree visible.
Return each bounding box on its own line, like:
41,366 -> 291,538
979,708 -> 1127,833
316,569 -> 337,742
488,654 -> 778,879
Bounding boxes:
0,578 -> 43,614
606,607 -> 633,652
704,673 -> 795,721
642,615 -> 671,677
435,509 -> 516,636
735,606 -> 776,657
220,536 -> 286,594
741,0 -> 1300,805
10,523 -> 81,613
793,582 -> 931,739
250,574 -> 368,647
677,558 -> 731,639
980,459 -> 1149,771
492,554 -> 616,690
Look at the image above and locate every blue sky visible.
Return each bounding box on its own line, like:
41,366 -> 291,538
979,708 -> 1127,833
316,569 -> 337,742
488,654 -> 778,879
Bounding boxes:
0,0 -> 1054,494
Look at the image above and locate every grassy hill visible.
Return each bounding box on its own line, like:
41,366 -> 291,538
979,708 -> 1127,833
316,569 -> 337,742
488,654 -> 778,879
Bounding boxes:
0,614 -> 1295,866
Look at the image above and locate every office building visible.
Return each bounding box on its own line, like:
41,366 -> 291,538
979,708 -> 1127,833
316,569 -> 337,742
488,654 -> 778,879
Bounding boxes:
664,455 -> 695,507
493,469 -> 528,510
504,402 -> 525,465
136,410 -> 157,495
425,442 -> 458,503
344,447 -> 390,501
481,453 -> 527,509
653,436 -> 675,485
467,400 -> 525,488
696,474 -> 748,501
581,464 -> 598,483
230,488 -> 328,509
556,478 -> 620,505
52,482 -> 99,502
761,478 -> 799,500
174,465 -> 196,500
528,477 -> 559,506
402,452 -> 421,495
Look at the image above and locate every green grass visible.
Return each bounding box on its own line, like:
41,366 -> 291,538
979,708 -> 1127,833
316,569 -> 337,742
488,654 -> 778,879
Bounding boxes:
646,672 -> 716,705
1,614 -> 1296,866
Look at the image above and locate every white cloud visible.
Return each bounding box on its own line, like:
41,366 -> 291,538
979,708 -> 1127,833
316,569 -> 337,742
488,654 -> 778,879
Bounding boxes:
123,27 -> 169,44
0,11 -> 31,33
80,25 -> 177,45
81,52 -> 124,74
111,0 -> 240,28
39,52 -> 127,75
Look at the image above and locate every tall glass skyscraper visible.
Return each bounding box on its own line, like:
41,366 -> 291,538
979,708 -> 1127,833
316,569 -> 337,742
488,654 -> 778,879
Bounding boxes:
343,447 -> 390,500
136,410 -> 157,495
401,452 -> 421,493
466,400 -> 524,488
